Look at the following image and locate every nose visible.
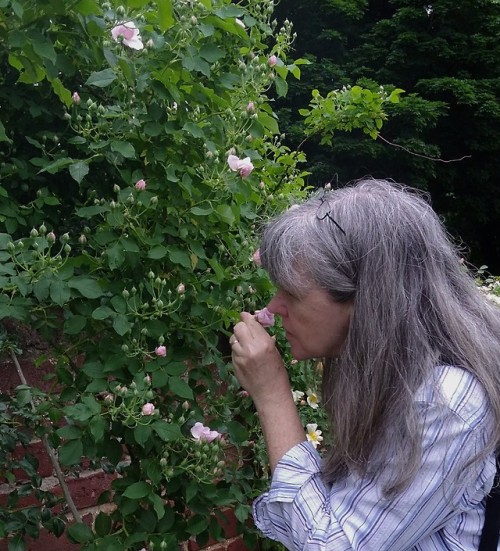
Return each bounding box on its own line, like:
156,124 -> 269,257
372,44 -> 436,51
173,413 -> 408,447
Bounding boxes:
267,291 -> 287,317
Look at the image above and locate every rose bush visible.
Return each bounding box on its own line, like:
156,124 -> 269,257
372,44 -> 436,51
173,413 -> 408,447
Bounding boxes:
0,1 -> 310,549
0,1 -> 399,550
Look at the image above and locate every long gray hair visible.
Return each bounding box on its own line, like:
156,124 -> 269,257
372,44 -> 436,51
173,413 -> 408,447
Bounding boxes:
259,179 -> 500,495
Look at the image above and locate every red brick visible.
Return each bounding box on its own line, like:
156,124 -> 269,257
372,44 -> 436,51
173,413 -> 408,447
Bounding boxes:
217,508 -> 238,539
227,537 -> 252,551
10,439 -> 54,479
0,470 -> 115,509
64,471 -> 116,510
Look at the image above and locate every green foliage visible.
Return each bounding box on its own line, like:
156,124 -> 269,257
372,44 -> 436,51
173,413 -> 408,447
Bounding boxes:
0,0 -> 310,548
275,0 -> 500,270
0,0 -> 402,549
300,84 -> 404,143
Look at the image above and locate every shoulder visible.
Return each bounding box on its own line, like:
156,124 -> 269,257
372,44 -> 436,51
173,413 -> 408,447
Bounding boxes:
416,365 -> 490,429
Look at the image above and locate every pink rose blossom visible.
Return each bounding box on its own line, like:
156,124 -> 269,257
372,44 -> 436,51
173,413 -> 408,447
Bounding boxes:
155,345 -> 167,357
252,249 -> 262,266
135,178 -> 146,191
142,403 -> 155,416
227,154 -> 254,178
176,283 -> 185,294
190,422 -> 220,443
111,21 -> 144,50
267,54 -> 278,67
71,91 -> 81,104
255,307 -> 275,327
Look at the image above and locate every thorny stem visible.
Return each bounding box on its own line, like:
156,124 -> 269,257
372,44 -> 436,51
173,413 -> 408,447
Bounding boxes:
9,348 -> 83,523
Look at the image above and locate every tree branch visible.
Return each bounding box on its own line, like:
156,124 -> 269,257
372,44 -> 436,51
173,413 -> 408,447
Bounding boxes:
9,348 -> 83,523
377,134 -> 472,163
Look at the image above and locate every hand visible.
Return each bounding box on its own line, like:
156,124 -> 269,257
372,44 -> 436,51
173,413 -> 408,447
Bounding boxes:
231,312 -> 306,471
231,312 -> 291,407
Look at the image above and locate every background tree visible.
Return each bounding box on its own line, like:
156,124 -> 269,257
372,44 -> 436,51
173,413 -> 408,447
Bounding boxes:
275,0 -> 500,271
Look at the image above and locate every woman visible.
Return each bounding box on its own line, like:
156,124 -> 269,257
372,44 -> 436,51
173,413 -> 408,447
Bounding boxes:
230,179 -> 500,550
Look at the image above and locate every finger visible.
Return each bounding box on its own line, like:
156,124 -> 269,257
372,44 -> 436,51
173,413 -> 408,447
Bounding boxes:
229,334 -> 240,346
240,311 -> 256,323
233,319 -> 255,341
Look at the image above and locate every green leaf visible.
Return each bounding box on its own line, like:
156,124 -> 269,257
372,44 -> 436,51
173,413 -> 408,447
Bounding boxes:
67,522 -> 94,543
92,306 -> 114,320
111,141 -> 136,159
64,403 -> 94,422
106,243 -> 125,269
168,376 -> 194,399
103,438 -> 123,465
90,415 -> 106,442
168,248 -> 191,268
134,424 -> 152,447
113,314 -> 131,335
0,121 -> 12,143
8,533 -> 25,551
64,314 -> 87,334
186,514 -> 209,536
50,279 -> 71,305
215,5 -> 244,18
274,75 -> 288,98
85,68 -> 116,88
258,111 -> 279,134
183,122 -> 205,139
59,439 -> 84,466
68,277 -> 103,298
157,0 -> 174,31
69,161 -> 89,184
51,77 -> 72,108
199,44 -> 224,63
94,512 -> 112,537
190,206 -> 213,216
152,420 -> 182,441
147,245 -> 168,259
226,420 -> 248,443
75,0 -> 102,16
148,493 -> 165,520
216,204 -> 235,226
38,157 -> 74,174
123,481 -> 151,499
57,425 -> 82,440
76,205 -> 109,217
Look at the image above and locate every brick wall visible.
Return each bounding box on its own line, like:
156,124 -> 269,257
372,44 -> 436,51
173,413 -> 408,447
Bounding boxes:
0,354 -> 256,551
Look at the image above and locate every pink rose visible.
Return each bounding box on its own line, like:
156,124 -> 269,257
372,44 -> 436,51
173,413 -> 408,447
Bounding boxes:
227,154 -> 254,178
111,22 -> 144,50
155,345 -> 167,357
252,249 -> 262,266
190,422 -> 220,443
176,283 -> 185,294
267,55 -> 278,67
142,403 -> 155,416
255,307 -> 275,327
135,179 -> 146,191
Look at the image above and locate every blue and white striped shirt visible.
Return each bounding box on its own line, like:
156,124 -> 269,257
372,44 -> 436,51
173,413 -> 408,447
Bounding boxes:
254,366 -> 497,550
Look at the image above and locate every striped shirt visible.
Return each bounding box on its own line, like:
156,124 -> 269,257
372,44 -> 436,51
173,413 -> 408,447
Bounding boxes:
254,366 -> 497,550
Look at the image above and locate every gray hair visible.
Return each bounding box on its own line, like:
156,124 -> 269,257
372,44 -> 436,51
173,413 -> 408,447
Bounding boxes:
259,178 -> 500,495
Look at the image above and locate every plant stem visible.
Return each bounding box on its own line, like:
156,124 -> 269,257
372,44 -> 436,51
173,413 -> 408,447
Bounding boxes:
9,348 -> 83,523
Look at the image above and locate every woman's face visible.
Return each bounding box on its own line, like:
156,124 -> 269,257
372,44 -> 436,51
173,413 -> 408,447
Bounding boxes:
266,285 -> 352,360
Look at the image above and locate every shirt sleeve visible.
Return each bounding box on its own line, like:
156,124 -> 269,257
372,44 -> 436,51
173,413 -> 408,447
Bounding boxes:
253,367 -> 496,551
